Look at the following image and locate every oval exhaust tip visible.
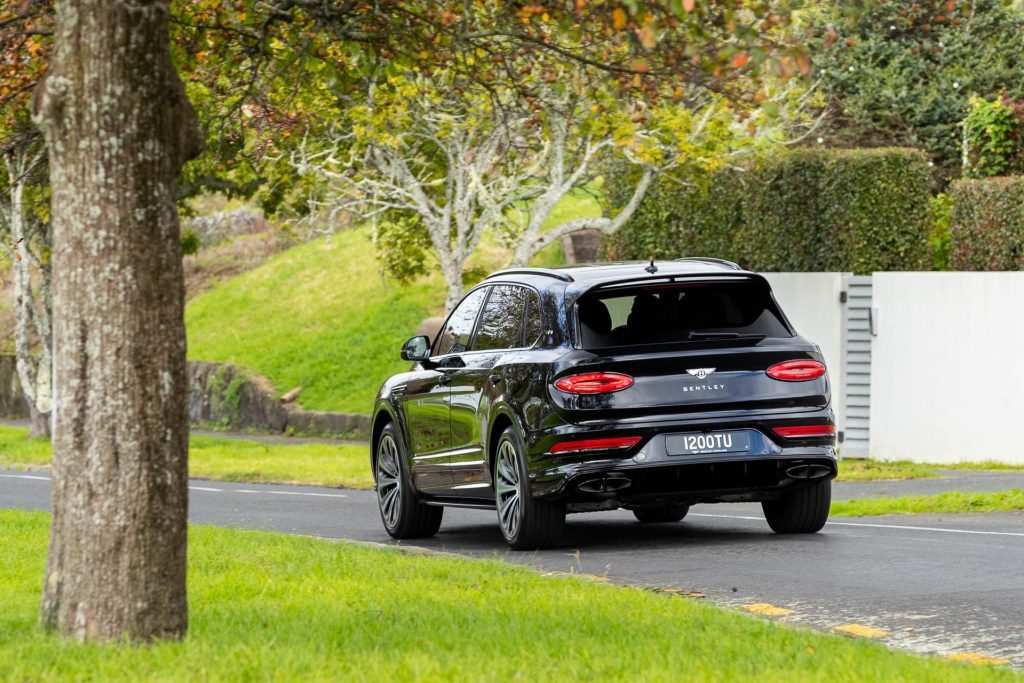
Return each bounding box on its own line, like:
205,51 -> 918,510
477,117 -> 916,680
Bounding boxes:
577,475 -> 632,493
786,464 -> 832,480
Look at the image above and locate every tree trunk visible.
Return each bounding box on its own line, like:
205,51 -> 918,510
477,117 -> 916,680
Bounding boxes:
32,0 -> 202,642
27,402 -> 51,440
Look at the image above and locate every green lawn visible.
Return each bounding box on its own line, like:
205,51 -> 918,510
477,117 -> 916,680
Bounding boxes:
0,425 -> 370,489
832,490 -> 1024,517
0,510 -> 1014,682
184,192 -> 601,416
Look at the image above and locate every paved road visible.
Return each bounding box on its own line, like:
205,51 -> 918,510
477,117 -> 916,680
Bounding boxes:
3,469 -> 1022,667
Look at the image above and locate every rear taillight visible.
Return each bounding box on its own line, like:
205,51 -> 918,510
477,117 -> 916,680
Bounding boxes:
554,372 -> 634,394
772,424 -> 836,439
766,360 -> 826,382
549,436 -> 642,454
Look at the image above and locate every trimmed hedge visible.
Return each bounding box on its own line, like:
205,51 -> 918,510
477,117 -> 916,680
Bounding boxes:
949,177 -> 1024,270
605,148 -> 932,273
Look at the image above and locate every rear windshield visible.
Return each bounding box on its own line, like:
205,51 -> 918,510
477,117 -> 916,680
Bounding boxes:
575,280 -> 792,349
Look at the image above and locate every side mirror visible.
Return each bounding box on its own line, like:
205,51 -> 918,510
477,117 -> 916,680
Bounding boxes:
401,335 -> 431,362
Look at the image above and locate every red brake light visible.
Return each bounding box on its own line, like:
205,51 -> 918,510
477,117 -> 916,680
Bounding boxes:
554,372 -> 634,394
772,424 -> 836,439
766,360 -> 826,382
550,436 -> 642,454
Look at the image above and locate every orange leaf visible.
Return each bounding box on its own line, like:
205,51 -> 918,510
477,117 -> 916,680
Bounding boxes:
683,0 -> 695,12
612,7 -> 628,30
731,53 -> 749,68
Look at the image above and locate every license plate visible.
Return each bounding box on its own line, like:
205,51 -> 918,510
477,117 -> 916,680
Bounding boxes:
666,430 -> 751,457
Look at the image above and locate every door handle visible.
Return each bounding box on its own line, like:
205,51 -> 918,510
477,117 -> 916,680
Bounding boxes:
489,373 -> 503,386
438,373 -> 453,387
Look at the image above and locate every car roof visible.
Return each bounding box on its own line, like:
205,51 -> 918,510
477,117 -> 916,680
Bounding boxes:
486,259 -> 749,288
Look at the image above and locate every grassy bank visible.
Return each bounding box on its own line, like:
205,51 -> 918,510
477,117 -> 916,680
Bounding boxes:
0,425 -> 370,489
0,509 -> 1014,681
186,226 -> 441,416
832,490 -> 1024,517
184,190 -> 599,416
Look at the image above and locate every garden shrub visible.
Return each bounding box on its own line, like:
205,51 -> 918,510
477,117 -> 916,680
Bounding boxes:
606,147 -> 932,273
949,177 -> 1024,270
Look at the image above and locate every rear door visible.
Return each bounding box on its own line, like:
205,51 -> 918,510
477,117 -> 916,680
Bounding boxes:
560,277 -> 829,420
400,286 -> 488,494
447,285 -> 531,498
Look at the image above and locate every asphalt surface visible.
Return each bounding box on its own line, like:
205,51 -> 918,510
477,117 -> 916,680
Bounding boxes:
3,469 -> 1023,667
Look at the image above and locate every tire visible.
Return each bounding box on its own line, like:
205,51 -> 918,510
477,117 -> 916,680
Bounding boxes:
375,422 -> 443,539
633,504 -> 690,524
494,426 -> 565,550
762,479 -> 831,534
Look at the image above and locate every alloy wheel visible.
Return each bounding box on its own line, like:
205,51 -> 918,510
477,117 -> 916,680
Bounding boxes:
495,438 -> 522,540
376,433 -> 402,529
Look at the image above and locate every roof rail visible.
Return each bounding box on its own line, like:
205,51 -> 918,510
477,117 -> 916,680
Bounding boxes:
486,268 -> 575,282
674,257 -> 743,271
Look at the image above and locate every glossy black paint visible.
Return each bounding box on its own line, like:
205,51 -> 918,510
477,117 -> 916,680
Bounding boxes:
372,261 -> 837,514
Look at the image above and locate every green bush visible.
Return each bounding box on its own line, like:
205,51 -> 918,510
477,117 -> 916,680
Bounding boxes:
606,148 -> 932,273
961,96 -> 1024,179
928,193 -> 954,271
812,0 -> 1024,185
180,230 -> 201,256
949,177 -> 1024,270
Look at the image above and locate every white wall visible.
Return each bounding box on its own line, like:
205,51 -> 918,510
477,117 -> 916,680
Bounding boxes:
870,272 -> 1024,464
762,273 -> 848,432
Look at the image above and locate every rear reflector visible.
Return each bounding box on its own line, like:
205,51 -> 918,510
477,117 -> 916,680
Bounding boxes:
554,372 -> 634,394
550,436 -> 642,454
772,424 -> 836,439
766,360 -> 826,381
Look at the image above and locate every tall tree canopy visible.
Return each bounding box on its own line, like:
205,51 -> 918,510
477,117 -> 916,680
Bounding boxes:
813,0 -> 1024,184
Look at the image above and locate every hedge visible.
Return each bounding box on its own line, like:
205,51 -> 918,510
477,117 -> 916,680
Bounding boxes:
949,177 -> 1024,270
605,148 -> 932,273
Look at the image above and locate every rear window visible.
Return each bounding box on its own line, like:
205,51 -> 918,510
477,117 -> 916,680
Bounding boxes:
575,280 -> 791,349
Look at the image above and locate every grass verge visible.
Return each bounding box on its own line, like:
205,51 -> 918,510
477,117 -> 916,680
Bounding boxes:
0,425 -> 371,489
831,490 -> 1024,517
0,509 -> 1015,681
837,459 -> 1024,482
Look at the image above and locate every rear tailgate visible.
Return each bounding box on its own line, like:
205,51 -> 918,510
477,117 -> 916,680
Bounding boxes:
552,275 -> 829,422
549,340 -> 829,423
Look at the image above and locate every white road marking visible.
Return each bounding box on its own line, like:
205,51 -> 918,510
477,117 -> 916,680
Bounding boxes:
0,473 -> 347,499
691,513 -> 1024,538
231,489 -> 347,499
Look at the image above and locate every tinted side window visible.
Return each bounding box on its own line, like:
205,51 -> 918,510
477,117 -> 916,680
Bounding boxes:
523,289 -> 543,346
474,285 -> 528,351
435,287 -> 488,356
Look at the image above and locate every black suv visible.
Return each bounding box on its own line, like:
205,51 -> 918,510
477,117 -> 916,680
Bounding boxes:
372,260 -> 837,549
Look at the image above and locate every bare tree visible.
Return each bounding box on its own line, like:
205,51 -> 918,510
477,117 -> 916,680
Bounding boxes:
291,76 -> 702,312
0,142 -> 52,438
32,0 -> 202,641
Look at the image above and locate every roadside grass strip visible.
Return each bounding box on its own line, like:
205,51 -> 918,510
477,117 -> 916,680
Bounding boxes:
830,490 -> 1024,517
0,425 -> 372,489
836,459 -> 1024,482
0,510 -> 1018,682
836,459 -> 940,482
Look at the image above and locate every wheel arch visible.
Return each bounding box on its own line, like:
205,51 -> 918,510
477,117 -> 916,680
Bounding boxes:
486,406 -> 522,480
371,405 -> 400,476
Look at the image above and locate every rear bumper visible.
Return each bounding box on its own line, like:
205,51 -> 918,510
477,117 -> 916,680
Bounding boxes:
527,409 -> 837,505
